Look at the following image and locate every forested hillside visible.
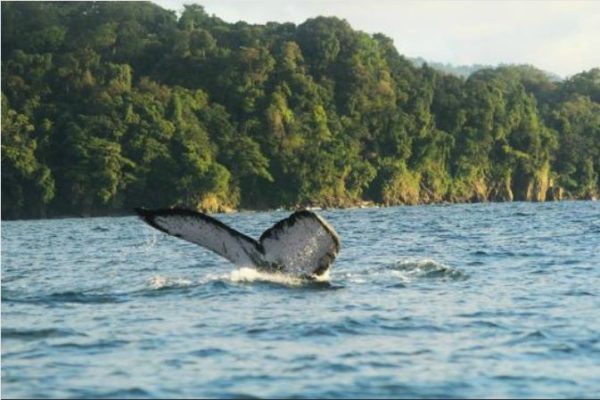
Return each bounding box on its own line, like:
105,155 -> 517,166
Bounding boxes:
2,2 -> 599,219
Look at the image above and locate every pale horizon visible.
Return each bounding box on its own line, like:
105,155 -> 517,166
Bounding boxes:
151,0 -> 600,78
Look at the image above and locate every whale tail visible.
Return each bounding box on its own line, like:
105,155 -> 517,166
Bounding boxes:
134,208 -> 340,277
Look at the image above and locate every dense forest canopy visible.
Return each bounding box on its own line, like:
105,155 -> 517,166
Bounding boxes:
2,2 -> 599,219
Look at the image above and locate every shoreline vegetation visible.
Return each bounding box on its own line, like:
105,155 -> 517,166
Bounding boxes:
2,3 -> 599,220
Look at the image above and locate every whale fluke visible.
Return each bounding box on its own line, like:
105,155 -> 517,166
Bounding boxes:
134,208 -> 340,277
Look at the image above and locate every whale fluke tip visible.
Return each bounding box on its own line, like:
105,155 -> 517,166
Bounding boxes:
134,207 -> 340,277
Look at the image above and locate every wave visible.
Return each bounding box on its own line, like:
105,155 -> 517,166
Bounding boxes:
70,387 -> 150,399
2,291 -> 127,305
148,275 -> 193,290
53,339 -> 129,351
48,291 -> 128,304
2,327 -> 87,341
342,258 -> 467,283
389,259 -> 468,281
3,260 -> 459,308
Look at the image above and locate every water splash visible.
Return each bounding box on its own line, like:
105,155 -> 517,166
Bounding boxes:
228,267 -> 330,286
142,232 -> 158,250
146,267 -> 330,290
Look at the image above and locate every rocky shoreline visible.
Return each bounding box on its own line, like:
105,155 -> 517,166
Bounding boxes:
3,194 -> 597,221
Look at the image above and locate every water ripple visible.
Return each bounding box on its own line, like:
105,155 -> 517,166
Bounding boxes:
2,327 -> 87,341
2,201 -> 599,398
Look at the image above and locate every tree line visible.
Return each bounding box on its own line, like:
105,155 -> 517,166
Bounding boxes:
2,2 -> 599,219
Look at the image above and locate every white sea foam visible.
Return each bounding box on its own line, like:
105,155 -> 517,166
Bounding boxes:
148,267 -> 328,290
148,275 -> 193,289
228,267 -> 329,286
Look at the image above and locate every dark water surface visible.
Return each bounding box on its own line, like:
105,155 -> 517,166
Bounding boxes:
2,201 -> 600,398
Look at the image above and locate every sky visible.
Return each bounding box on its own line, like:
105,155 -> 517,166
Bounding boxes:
151,0 -> 600,78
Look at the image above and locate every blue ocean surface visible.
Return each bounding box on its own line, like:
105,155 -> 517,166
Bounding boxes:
2,201 -> 600,398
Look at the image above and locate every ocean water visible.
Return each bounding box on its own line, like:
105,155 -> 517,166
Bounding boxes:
2,201 -> 600,398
